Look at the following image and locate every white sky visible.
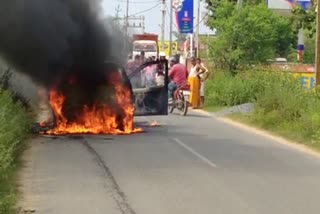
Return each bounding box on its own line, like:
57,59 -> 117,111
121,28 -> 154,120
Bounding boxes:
101,0 -> 214,39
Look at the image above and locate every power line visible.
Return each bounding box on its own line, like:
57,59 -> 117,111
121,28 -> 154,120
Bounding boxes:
192,13 -> 208,30
128,3 -> 161,17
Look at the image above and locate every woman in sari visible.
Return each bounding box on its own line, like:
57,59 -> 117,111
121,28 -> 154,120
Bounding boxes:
196,58 -> 209,108
188,57 -> 202,108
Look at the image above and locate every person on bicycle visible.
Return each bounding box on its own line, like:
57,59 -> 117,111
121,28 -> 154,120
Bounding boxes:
168,56 -> 188,102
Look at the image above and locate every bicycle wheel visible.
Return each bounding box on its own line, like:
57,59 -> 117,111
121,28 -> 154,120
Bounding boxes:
168,101 -> 174,113
180,96 -> 188,116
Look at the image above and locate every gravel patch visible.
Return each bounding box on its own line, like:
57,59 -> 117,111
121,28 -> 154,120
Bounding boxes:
213,103 -> 254,117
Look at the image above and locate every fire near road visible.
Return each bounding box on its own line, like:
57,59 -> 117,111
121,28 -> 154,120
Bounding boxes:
20,111 -> 320,214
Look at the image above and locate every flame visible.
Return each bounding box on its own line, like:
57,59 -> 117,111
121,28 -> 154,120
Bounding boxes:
46,74 -> 143,135
150,120 -> 160,127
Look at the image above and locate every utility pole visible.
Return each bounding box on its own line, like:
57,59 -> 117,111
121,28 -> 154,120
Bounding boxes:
316,0 -> 320,85
114,5 -> 121,25
195,0 -> 200,57
161,0 -> 166,51
237,0 -> 243,9
125,0 -> 129,35
169,0 -> 173,57
119,16 -> 145,33
142,16 -> 145,33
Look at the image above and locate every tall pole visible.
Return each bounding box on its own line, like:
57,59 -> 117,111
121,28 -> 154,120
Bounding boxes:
316,0 -> 320,85
125,0 -> 129,35
142,15 -> 145,33
169,0 -> 173,57
237,0 -> 243,9
161,0 -> 166,52
196,0 -> 200,57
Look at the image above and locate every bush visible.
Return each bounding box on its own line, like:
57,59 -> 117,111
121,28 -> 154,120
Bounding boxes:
205,71 -> 257,106
205,69 -> 320,146
0,90 -> 30,214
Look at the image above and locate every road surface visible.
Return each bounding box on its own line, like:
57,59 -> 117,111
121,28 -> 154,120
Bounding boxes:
20,110 -> 320,214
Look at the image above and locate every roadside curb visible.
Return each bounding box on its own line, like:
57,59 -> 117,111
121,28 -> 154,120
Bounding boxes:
193,109 -> 320,159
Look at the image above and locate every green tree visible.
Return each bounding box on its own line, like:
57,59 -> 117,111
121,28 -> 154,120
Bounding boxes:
205,0 -> 264,21
290,2 -> 316,37
206,1 -> 295,71
172,31 -> 187,42
273,16 -> 296,57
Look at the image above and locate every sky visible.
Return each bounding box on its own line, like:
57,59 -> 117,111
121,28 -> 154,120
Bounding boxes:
101,0 -> 214,40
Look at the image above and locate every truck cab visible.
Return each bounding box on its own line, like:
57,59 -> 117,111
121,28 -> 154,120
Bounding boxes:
133,40 -> 158,59
132,33 -> 159,59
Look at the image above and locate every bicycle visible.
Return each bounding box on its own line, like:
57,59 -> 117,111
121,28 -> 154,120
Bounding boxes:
168,83 -> 190,116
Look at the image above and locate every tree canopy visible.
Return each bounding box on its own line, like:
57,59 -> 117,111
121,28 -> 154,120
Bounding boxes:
205,0 -> 296,70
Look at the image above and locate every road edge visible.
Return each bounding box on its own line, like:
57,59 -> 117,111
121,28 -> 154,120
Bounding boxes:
194,109 -> 320,159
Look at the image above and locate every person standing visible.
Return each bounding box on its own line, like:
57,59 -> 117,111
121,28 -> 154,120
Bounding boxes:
127,55 -> 142,88
196,58 -> 209,108
188,57 -> 201,108
140,51 -> 146,65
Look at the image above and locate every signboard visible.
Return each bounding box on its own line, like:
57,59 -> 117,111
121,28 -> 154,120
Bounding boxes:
293,72 -> 315,89
158,41 -> 179,57
268,64 -> 316,89
174,0 -> 194,34
267,0 -> 292,10
267,0 -> 311,11
295,0 -> 312,10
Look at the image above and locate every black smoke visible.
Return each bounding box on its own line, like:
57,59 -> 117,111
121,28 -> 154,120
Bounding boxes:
0,0 -> 128,87
0,0 -> 132,127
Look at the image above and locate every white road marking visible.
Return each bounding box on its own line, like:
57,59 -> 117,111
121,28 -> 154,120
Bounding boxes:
173,138 -> 217,168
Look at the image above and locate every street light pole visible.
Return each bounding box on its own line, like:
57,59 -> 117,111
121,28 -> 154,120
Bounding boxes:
161,0 -> 166,52
169,0 -> 173,57
196,0 -> 200,57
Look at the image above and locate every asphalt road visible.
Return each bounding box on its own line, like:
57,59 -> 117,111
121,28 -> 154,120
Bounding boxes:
20,110 -> 320,214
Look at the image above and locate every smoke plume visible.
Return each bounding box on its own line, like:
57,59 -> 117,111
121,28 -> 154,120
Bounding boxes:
0,0 -> 129,87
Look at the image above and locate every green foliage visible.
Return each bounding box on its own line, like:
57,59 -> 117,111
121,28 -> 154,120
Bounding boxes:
302,33 -> 316,64
290,4 -> 317,37
0,167 -> 19,214
204,71 -> 257,106
206,2 -> 295,70
205,69 -> 320,146
273,16 -> 297,57
205,0 -> 265,21
0,90 -> 31,213
287,30 -> 315,64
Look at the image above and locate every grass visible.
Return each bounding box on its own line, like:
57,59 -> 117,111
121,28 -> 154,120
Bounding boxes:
0,164 -> 21,214
228,113 -> 320,151
204,69 -> 320,151
203,105 -> 226,112
0,90 -> 31,214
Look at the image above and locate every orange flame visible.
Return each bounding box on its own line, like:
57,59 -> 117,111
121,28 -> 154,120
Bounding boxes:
46,75 -> 142,135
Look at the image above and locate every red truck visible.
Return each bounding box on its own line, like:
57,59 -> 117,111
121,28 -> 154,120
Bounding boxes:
132,33 -> 159,59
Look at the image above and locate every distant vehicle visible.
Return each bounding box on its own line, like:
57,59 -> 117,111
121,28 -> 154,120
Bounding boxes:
132,34 -> 158,59
267,58 -> 288,64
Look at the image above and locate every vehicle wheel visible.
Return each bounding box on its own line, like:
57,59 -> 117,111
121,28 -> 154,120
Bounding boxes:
176,95 -> 188,116
169,103 -> 174,113
180,99 -> 188,116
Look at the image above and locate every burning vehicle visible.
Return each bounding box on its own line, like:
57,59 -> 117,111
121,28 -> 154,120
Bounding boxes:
0,0 -> 168,135
36,60 -> 169,135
